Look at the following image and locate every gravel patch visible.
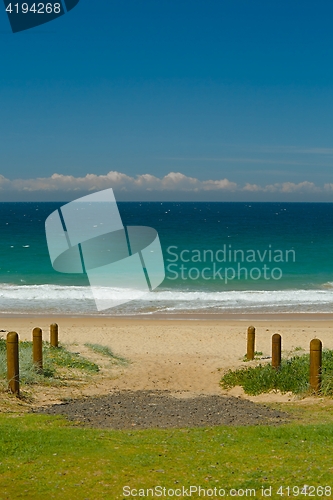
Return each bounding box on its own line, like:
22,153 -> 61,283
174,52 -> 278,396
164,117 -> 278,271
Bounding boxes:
34,390 -> 290,429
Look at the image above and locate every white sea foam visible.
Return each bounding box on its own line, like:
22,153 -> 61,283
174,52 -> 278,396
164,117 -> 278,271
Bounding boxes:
0,284 -> 332,315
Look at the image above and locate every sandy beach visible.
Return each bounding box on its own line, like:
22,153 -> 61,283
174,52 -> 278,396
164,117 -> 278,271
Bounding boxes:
2,315 -> 333,404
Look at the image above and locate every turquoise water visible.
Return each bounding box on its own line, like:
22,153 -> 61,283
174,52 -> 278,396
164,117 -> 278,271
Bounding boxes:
1,202 -> 333,314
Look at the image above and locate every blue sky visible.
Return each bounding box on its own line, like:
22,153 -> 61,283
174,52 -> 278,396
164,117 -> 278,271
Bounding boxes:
1,0 -> 333,201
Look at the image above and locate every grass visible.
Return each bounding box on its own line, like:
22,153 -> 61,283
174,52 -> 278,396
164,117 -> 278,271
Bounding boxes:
47,345 -> 99,373
221,349 -> 333,396
0,338 -> 99,387
84,342 -> 128,365
242,350 -> 263,362
1,412 -> 333,499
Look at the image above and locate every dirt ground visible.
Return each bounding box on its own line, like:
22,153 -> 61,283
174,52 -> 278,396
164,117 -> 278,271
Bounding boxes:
34,390 -> 290,429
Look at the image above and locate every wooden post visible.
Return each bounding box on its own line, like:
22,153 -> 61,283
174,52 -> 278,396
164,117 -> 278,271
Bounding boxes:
50,323 -> 58,348
272,333 -> 281,370
247,326 -> 255,360
7,332 -> 19,395
33,327 -> 43,374
310,339 -> 322,393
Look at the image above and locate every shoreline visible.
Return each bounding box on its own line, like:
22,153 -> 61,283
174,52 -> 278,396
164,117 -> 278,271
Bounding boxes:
1,312 -> 333,321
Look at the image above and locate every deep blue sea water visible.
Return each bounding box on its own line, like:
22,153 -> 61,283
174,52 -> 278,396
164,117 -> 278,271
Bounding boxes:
1,202 -> 333,315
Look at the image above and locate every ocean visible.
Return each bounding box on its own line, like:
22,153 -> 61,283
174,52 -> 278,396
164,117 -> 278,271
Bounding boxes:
1,201 -> 333,315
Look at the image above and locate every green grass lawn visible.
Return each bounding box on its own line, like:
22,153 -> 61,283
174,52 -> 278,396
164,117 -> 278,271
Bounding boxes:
1,411 -> 333,499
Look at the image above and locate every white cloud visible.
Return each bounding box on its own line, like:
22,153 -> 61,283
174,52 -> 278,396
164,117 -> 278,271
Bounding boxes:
262,181 -> 320,193
252,145 -> 333,156
242,183 -> 262,192
294,148 -> 333,155
0,171 -> 237,192
241,181 -> 320,193
0,171 -> 329,194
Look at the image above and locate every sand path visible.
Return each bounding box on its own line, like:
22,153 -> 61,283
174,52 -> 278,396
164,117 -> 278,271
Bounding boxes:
2,316 -> 333,405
